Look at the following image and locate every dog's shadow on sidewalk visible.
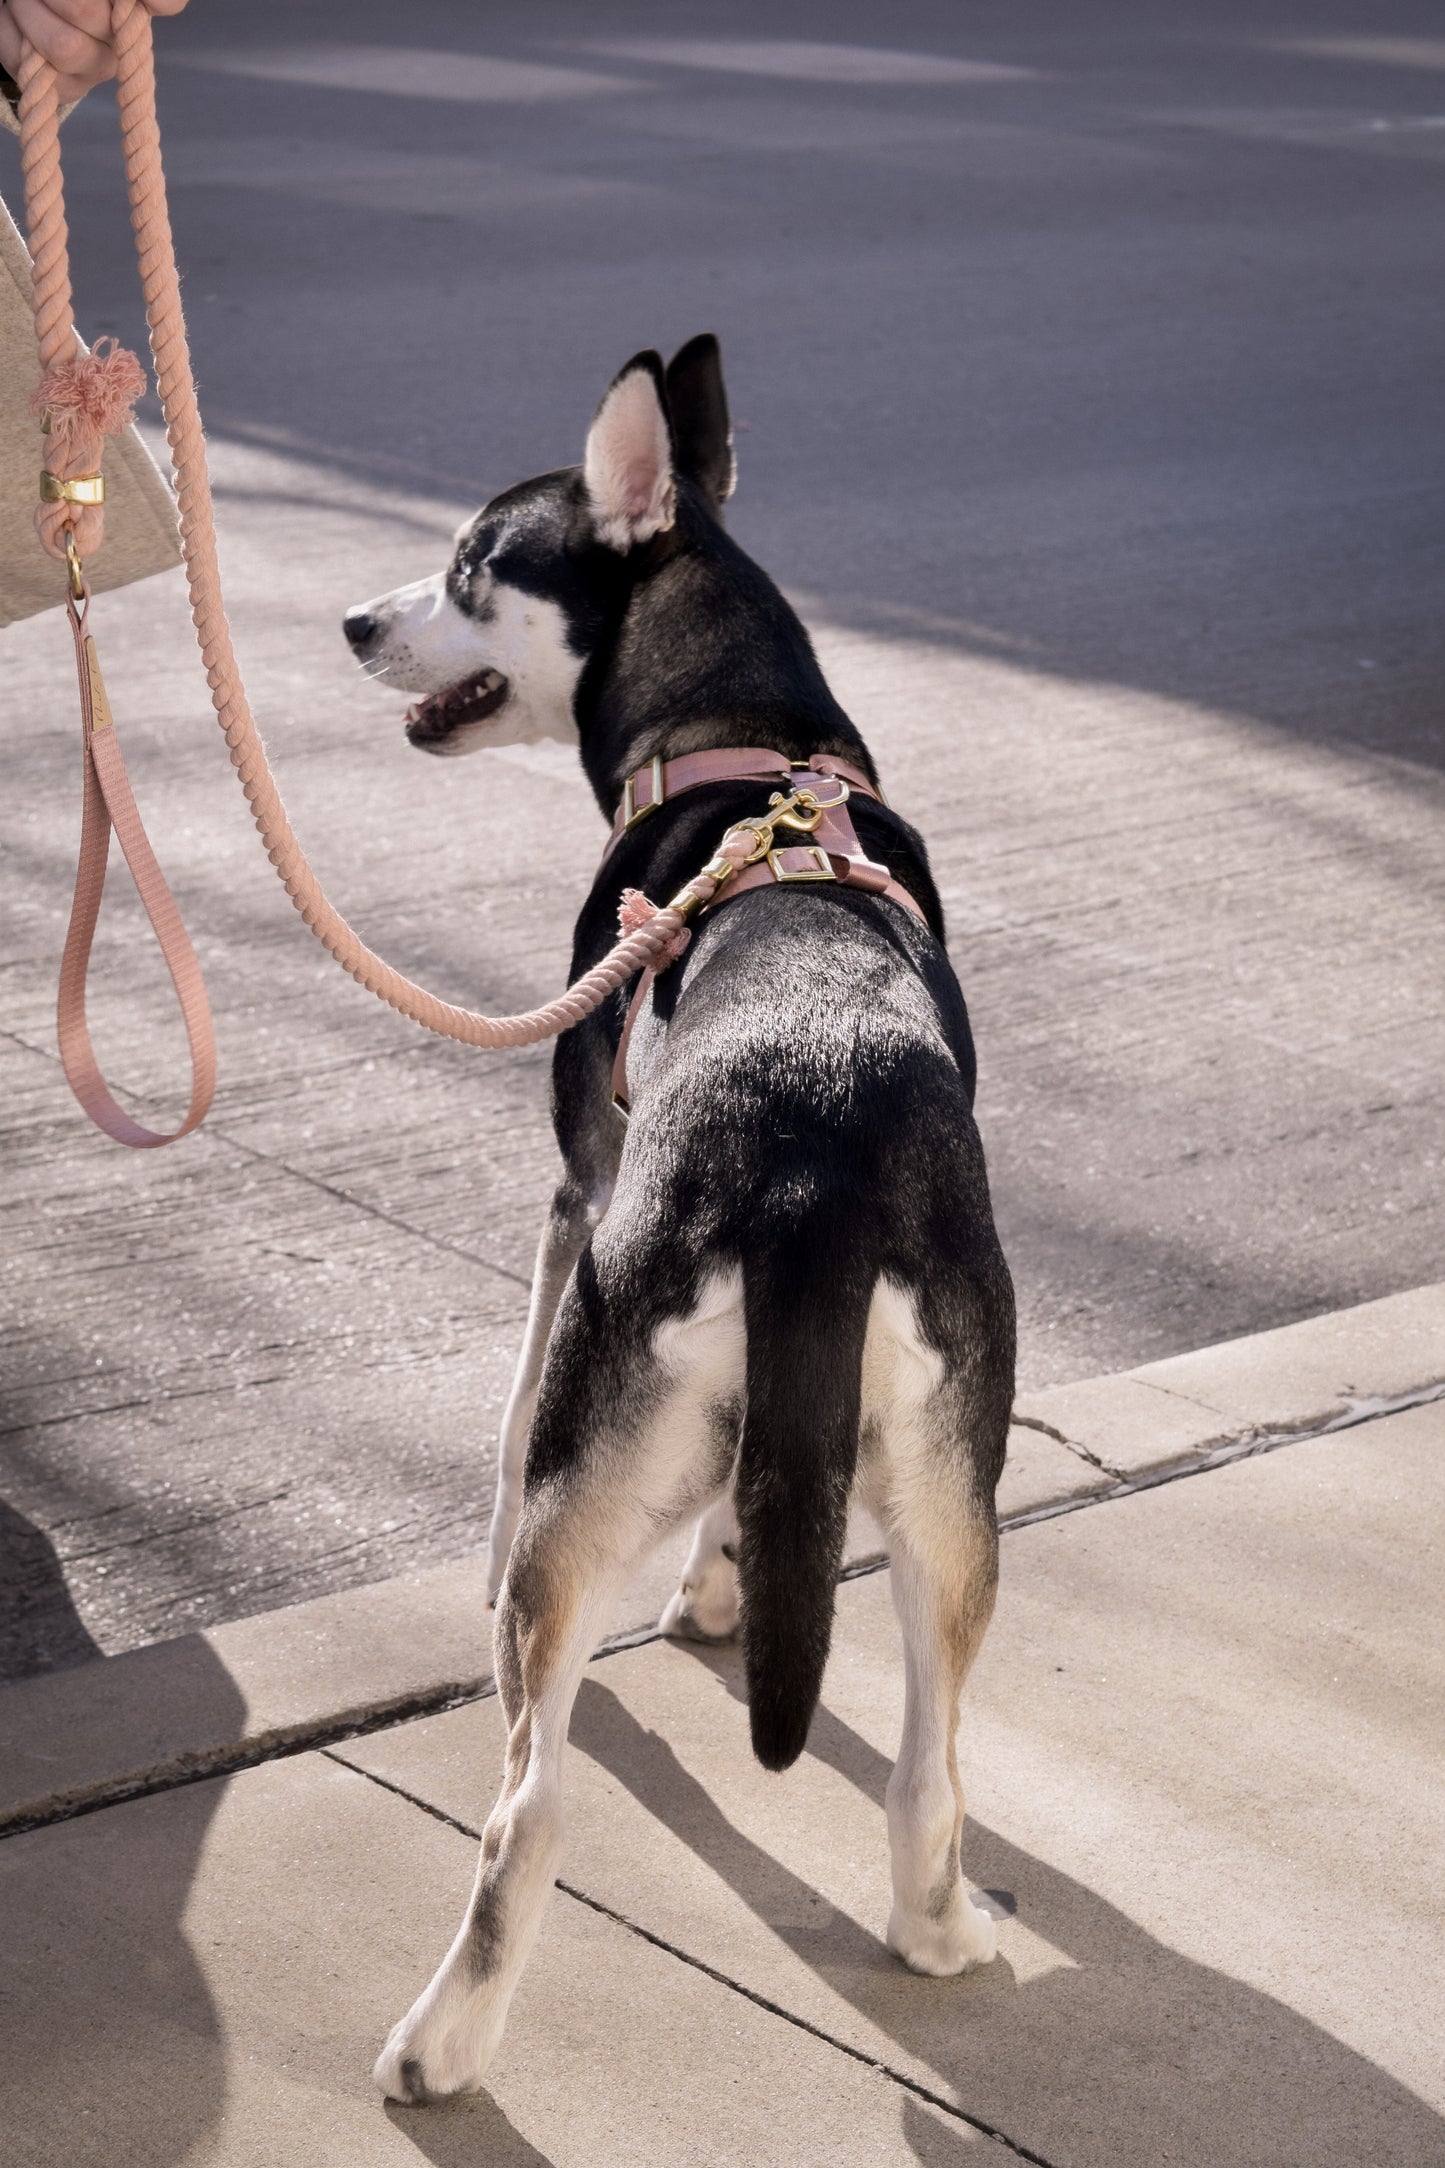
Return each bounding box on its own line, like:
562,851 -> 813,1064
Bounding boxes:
384,2094 -> 555,2167
569,1650 -> 1443,2168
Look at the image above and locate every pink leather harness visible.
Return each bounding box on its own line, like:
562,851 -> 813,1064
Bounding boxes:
606,747 -> 927,1116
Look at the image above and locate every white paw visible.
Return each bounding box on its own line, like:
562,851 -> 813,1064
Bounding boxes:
887,1894 -> 997,1977
659,1572 -> 739,1642
372,1985 -> 503,2105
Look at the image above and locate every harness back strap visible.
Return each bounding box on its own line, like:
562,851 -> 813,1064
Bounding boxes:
609,755 -> 927,1116
56,589 -> 216,1147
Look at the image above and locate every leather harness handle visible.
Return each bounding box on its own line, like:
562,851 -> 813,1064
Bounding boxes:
56,588 -> 216,1147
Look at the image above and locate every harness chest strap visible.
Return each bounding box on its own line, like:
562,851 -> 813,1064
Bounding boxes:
609,756 -> 928,1116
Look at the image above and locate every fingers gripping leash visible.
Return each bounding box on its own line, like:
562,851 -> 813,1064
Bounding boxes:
14,4 -> 741,1145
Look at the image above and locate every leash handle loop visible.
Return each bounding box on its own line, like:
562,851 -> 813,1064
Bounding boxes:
57,585 -> 217,1147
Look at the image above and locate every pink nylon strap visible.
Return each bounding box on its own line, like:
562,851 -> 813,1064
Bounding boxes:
56,591 -> 217,1147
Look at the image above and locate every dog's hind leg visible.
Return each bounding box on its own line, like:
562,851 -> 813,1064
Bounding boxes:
376,1262 -> 742,2102
659,1487 -> 740,1642
885,1528 -> 998,1975
864,1279 -> 1006,1977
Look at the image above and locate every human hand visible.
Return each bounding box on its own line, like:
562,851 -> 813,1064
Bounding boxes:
0,0 -> 190,109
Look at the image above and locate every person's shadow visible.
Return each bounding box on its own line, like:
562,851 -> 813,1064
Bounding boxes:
0,1642 -> 244,2167
566,1648 -> 1443,2168
0,1501 -> 104,1680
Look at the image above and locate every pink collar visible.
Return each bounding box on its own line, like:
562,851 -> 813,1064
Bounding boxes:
603,745 -> 881,857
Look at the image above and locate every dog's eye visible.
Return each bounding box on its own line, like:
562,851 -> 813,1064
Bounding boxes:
447,558 -> 488,607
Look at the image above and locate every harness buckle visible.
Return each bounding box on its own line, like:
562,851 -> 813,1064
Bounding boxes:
766,844 -> 836,883
623,754 -> 666,829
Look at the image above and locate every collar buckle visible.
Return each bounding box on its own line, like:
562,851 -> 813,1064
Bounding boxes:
622,754 -> 666,829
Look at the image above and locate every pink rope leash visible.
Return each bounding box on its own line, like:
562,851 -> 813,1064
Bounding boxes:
17,4 -> 719,1150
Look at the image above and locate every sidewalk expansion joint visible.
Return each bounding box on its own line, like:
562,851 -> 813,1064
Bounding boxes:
5,1376 -> 1441,1843
212,1127 -> 532,1292
322,1749 -> 1062,2166
0,1618 -> 693,1841
998,1377 -> 1445,1535
0,1025 -> 530,1294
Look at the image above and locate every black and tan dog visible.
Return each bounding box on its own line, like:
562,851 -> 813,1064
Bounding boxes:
344,337 -> 1015,2103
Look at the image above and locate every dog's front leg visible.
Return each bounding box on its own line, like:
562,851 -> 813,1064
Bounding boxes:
375,1529 -> 624,2103
484,1179 -> 608,1603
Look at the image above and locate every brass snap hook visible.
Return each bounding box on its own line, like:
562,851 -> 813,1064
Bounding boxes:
766,780 -> 850,834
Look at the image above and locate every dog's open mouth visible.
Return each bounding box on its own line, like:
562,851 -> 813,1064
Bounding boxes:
404,668 -> 509,750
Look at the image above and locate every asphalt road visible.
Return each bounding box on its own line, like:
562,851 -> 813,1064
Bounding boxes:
2,1 -> 1443,1677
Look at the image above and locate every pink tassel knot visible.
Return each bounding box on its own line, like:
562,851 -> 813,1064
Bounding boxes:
618,888 -> 691,964
33,338 -> 148,448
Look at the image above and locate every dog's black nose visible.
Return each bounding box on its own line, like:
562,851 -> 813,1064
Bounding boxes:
343,607 -> 378,652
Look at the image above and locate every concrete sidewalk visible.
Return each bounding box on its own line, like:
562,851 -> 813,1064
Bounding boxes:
1,1289 -> 1442,2165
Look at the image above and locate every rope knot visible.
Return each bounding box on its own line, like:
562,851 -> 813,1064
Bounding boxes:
33,338 -> 148,447
618,888 -> 691,964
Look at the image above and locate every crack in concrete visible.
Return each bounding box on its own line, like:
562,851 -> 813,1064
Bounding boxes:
213,1127 -> 533,1292
1009,1412 -> 1123,1477
321,1749 -> 1059,2164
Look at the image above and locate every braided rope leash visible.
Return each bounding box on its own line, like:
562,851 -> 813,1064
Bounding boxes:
15,4 -> 714,1146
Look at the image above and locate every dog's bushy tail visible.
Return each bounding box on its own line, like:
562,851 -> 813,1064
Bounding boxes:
736,1243 -> 872,1772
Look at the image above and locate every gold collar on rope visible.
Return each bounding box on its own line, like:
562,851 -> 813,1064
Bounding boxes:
41,471 -> 105,504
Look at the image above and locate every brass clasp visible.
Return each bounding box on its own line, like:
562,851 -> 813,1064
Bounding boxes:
728,780 -> 849,865
663,780 -> 852,922
769,781 -> 849,833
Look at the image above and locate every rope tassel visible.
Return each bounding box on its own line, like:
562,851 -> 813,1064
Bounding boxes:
33,337 -> 148,445
31,338 -> 148,557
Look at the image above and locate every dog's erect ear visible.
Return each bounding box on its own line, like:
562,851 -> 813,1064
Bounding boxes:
583,351 -> 676,552
665,333 -> 735,511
